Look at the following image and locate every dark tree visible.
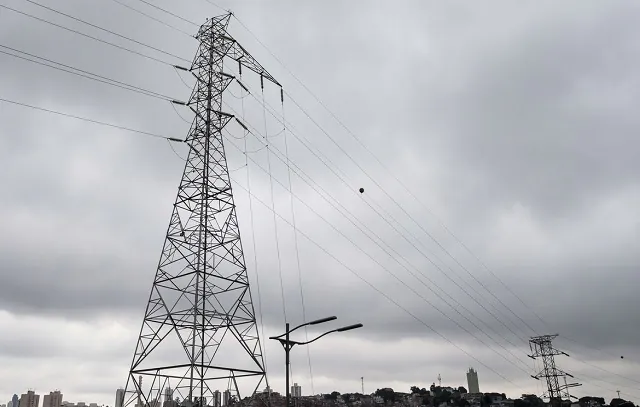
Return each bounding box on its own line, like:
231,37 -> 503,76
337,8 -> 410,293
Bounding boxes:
458,387 -> 468,394
375,389 -> 396,403
522,395 -> 544,407
434,390 -> 452,406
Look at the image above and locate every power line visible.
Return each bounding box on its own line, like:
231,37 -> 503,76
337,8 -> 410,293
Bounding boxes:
0,44 -> 176,101
228,67 -> 534,346
223,24 -> 640,394
223,96 -> 536,372
260,86 -> 287,323
107,0 -> 194,37
231,12 -> 543,334
200,0 -> 226,13
0,96 -> 180,141
220,117 -> 534,376
223,154 -> 527,390
133,0 -> 198,26
281,89 -> 315,394
228,17 -> 640,391
232,77 -> 535,350
0,4 -> 177,66
18,0 -> 190,62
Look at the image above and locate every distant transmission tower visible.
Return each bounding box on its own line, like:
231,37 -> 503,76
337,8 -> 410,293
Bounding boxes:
123,13 -> 280,407
529,334 -> 581,402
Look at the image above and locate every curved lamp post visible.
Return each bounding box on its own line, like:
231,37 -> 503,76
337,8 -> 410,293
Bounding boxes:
269,317 -> 363,407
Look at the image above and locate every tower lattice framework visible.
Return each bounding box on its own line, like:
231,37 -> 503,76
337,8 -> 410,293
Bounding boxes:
529,334 -> 581,402
123,14 -> 280,407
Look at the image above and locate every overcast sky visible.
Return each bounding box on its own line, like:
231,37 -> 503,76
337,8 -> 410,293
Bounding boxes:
1,0 -> 639,406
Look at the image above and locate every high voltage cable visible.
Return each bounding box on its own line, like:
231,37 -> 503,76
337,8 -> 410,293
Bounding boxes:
224,100 -> 534,373
281,90 -> 315,394
572,372 -> 640,400
18,0 -> 190,62
236,76 -> 270,387
0,45 -> 176,101
8,0 -> 627,385
260,86 -> 288,323
0,4 -> 177,66
219,118 -> 534,375
0,96 -> 180,141
133,0 -> 198,27
237,80 -> 640,388
229,12 -> 544,335
232,78 -> 534,347
224,15 -> 640,388
559,335 -> 640,367
107,0 -> 194,37
223,87 -> 532,358
281,89 -> 540,335
560,343 -> 640,386
220,157 -> 527,390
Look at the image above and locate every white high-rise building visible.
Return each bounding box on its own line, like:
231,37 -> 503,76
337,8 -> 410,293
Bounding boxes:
291,383 -> 301,398
467,367 -> 480,394
213,391 -> 221,407
115,389 -> 125,407
20,391 -> 40,407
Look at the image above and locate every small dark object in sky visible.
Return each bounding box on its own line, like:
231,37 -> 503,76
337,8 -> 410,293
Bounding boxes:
359,187 -> 364,193
621,356 -> 624,359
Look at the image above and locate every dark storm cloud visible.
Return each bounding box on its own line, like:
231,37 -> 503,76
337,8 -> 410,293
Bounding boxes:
1,0 -> 640,404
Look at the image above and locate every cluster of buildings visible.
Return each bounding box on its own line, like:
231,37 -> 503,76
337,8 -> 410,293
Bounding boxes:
3,392 -> 100,407
114,387 -> 236,407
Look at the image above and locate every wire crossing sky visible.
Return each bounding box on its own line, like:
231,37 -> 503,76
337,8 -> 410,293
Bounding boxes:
0,0 -> 639,405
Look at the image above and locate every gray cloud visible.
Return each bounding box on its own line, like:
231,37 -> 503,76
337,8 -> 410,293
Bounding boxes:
1,0 -> 640,405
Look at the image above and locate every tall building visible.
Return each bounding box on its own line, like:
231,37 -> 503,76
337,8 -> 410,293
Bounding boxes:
163,388 -> 173,404
162,388 -> 177,407
43,391 -> 63,407
12,395 -> 20,407
20,391 -> 40,407
213,391 -> 221,407
115,388 -> 125,407
222,390 -> 231,407
291,383 -> 302,398
467,367 -> 480,394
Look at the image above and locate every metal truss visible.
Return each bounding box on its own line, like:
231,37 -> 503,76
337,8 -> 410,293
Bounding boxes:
529,334 -> 581,402
123,14 -> 279,407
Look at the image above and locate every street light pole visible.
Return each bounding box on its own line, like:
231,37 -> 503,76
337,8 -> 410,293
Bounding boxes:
286,322 -> 290,407
270,317 -> 363,407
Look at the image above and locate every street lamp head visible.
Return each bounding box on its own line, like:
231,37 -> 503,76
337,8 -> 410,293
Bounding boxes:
336,323 -> 363,332
309,316 -> 337,325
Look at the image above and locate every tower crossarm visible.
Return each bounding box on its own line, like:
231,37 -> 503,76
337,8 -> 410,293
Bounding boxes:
194,13 -> 280,87
222,36 -> 280,86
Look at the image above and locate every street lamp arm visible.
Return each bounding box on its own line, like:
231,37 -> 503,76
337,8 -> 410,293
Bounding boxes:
296,323 -> 363,345
269,316 -> 338,339
295,329 -> 337,345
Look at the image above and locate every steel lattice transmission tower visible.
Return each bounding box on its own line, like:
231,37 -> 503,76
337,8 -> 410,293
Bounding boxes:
529,334 -> 581,402
123,14 -> 280,407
